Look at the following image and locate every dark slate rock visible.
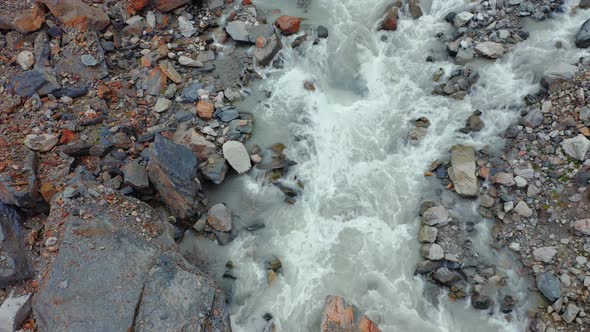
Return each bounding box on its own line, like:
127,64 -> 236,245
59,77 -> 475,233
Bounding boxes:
520,109 -> 543,128
536,272 -> 561,303
180,82 -> 203,103
9,70 -> 59,97
471,292 -> 493,310
147,135 -> 200,219
201,155 -> 229,185
432,267 -> 460,285
215,108 -> 240,122
576,18 -> 590,48
51,85 -> 88,98
414,260 -> 442,275
0,151 -> 44,211
0,203 -> 33,287
317,25 -> 328,39
123,160 -> 150,190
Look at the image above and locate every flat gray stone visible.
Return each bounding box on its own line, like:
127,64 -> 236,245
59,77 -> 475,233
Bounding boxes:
536,272 -> 561,303
533,247 -> 557,263
448,145 -> 478,197
561,134 -> 590,161
0,293 -> 32,332
421,206 -> 450,227
475,42 -> 504,59
222,141 -> 251,174
123,160 -> 149,190
225,21 -> 250,42
418,225 -> 437,243
454,11 -> 473,27
514,201 -> 533,217
420,243 -> 444,260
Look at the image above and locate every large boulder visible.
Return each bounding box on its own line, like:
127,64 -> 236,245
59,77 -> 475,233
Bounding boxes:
575,18 -> 590,48
33,186 -> 231,331
0,203 -> 33,287
448,145 -> 478,197
320,295 -> 381,332
561,134 -> 590,161
147,134 -> 200,219
43,0 -> 110,31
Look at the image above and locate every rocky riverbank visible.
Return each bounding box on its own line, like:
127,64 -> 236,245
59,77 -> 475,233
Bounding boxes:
0,0 -> 332,330
408,0 -> 590,330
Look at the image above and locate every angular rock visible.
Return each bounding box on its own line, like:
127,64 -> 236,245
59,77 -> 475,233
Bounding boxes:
173,126 -> 217,160
540,63 -> 579,89
471,293 -> 493,310
123,160 -> 149,190
432,267 -> 459,285
418,225 -> 437,243
448,145 -> 478,197
493,172 -> 515,186
178,16 -> 196,38
24,134 -> 58,152
275,15 -> 301,36
255,34 -> 283,67
196,100 -> 215,120
147,135 -> 199,219
153,97 -> 172,113
225,21 -> 250,42
454,11 -> 473,27
520,109 -> 543,128
0,292 -> 32,332
151,0 -> 190,12
33,189 -> 230,331
0,204 -> 33,287
159,61 -> 182,84
201,155 -> 228,185
43,0 -> 110,31
207,203 -> 232,232
514,201 -> 533,217
178,56 -> 203,67
475,42 -> 504,59
222,141 -> 251,174
9,70 -> 60,97
574,219 -> 590,235
533,247 -> 557,263
420,243 -> 444,260
456,48 -> 474,64
0,151 -> 43,210
12,4 -> 46,34
421,206 -> 449,227
576,18 -> 590,48
320,295 -> 381,332
536,272 -> 561,303
561,134 -> 590,161
563,303 -> 580,323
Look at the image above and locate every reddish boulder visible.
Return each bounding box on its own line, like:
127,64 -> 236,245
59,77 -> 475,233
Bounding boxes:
12,4 -> 46,34
43,0 -> 110,31
321,296 -> 381,332
275,15 -> 301,36
129,0 -> 149,11
380,7 -> 399,31
151,0 -> 190,12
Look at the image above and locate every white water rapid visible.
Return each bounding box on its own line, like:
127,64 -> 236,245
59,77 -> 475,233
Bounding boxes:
181,0 -> 590,331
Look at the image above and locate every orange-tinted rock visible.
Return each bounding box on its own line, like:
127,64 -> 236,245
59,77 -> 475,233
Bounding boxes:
12,4 -> 46,34
151,0 -> 190,12
196,100 -> 215,120
255,36 -> 267,48
43,0 -> 110,31
59,129 -> 76,145
275,15 -> 301,36
129,0 -> 149,11
40,182 -> 57,203
380,7 -> 399,31
320,295 -> 381,332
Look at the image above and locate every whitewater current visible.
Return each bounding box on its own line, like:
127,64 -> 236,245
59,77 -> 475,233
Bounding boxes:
181,0 -> 590,331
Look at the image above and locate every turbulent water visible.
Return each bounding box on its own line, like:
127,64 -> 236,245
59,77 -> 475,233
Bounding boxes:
181,0 -> 589,331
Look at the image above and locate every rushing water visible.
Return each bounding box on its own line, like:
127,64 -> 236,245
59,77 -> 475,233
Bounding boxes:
181,0 -> 590,330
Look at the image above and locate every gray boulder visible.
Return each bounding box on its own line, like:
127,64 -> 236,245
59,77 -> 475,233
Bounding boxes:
448,145 -> 478,197
147,135 -> 200,219
225,21 -> 250,42
561,134 -> 590,161
540,63 -> 579,89
201,155 -> 229,185
422,206 -> 450,226
254,34 -> 283,67
0,203 -> 33,287
475,42 -> 504,59
575,18 -> 590,48
33,189 -> 231,332
536,272 -> 561,303
520,109 -> 543,128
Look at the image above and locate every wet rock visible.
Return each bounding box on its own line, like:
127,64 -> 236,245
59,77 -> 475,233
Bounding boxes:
33,189 -> 230,331
201,155 -> 229,185
421,243 -> 444,260
536,272 -> 561,303
540,63 -> 579,89
255,34 -> 283,67
0,204 -> 33,287
0,292 -> 32,332
320,295 -> 381,332
454,11 -> 473,27
24,134 -> 58,152
408,0 -> 423,19
17,51 -> 34,70
471,293 -> 493,310
225,21 -> 250,42
151,0 -> 190,12
207,203 -> 232,233
415,260 -> 442,275
153,98 -> 172,114
574,219 -> 590,235
147,135 -> 199,219
421,206 -> 450,227
456,48 -> 474,64
576,18 -> 590,48
265,256 -> 282,272
380,7 -> 399,31
275,16 -> 301,36
418,225 -> 437,243
123,160 -> 149,190
533,247 -> 557,263
448,145 -> 478,197
43,0 -> 110,31
432,267 -> 460,285
500,295 -> 518,313
561,134 -> 590,161
223,141 -> 251,174
317,25 -> 329,38
475,42 -> 504,59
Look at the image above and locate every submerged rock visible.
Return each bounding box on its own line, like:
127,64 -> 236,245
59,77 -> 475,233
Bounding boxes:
576,18 -> 590,48
320,295 -> 381,332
